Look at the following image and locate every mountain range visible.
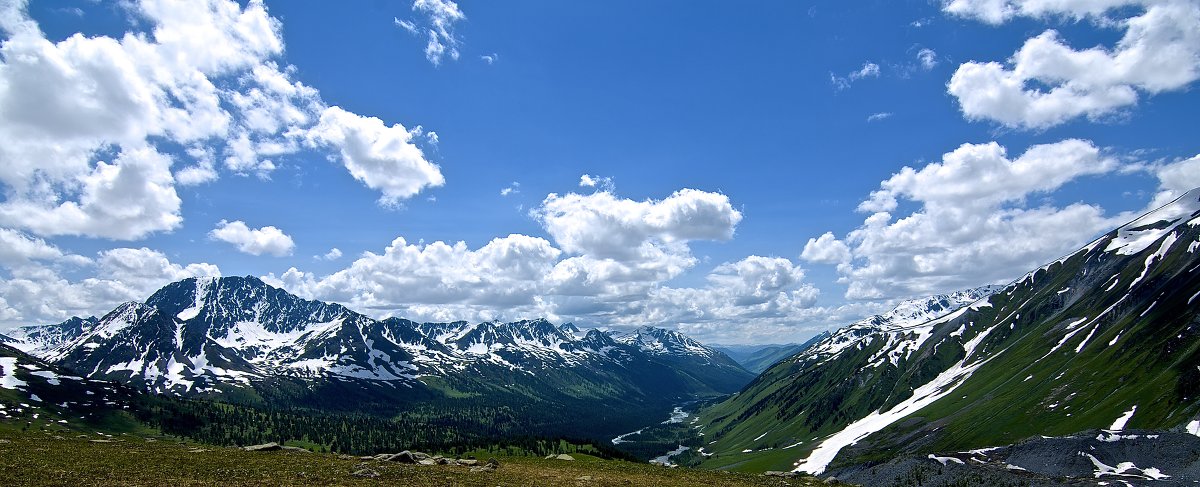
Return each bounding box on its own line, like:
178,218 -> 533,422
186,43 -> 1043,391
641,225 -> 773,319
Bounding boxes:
3,276 -> 753,439
691,188 -> 1200,482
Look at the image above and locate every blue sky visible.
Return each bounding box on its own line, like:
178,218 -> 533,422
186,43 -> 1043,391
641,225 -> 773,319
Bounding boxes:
0,0 -> 1196,343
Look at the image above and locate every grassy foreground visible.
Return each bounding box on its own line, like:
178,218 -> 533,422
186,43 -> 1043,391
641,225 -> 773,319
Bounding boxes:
0,429 -> 824,486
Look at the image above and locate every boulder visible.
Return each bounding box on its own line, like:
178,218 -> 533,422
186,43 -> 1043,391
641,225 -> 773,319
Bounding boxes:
487,458 -> 500,468
351,467 -> 380,478
764,471 -> 797,478
823,476 -> 840,484
554,454 -> 576,461
418,459 -> 437,466
412,452 -> 431,460
88,439 -> 114,443
458,459 -> 479,466
243,442 -> 282,452
280,446 -> 310,453
386,451 -> 417,463
470,464 -> 496,473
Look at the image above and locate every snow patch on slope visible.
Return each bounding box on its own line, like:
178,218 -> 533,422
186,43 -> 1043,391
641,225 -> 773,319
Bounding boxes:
0,357 -> 27,390
1110,405 -> 1137,430
1106,189 -> 1200,256
792,324 -> 1002,475
1128,231 -> 1179,290
1081,452 -> 1169,480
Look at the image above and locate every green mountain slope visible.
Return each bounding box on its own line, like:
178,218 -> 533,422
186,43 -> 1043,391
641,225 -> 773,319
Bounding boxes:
0,344 -> 149,434
695,188 -> 1200,475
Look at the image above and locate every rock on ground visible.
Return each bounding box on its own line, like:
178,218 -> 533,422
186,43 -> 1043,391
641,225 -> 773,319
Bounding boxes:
242,442 -> 281,452
351,467 -> 379,478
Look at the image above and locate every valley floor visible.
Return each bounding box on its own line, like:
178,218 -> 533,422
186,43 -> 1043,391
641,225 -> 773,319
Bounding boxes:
0,428 -> 825,487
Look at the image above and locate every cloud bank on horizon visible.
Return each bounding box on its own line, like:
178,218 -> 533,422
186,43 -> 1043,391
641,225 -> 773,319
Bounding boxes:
0,0 -> 1196,344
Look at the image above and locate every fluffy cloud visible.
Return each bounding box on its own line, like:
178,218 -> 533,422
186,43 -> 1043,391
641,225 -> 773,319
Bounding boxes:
535,189 -> 742,259
260,185 -> 768,332
266,234 -> 562,315
93,247 -> 221,296
0,0 -> 443,241
578,174 -> 614,191
0,245 -> 219,328
802,232 -> 852,264
1155,154 -> 1200,195
1146,154 -> 1200,208
946,0 -> 1200,129
0,229 -> 88,270
810,139 -> 1130,300
209,220 -> 295,257
532,187 -> 742,305
618,256 -> 820,338
0,145 -> 182,240
307,106 -> 445,205
858,139 -> 1115,212
175,146 -> 219,186
317,248 -> 343,261
394,0 -> 465,66
944,0 -> 1149,24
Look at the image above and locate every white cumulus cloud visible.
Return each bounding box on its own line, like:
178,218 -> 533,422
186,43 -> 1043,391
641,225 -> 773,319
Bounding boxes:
946,0 -> 1200,129
0,0 -> 444,241
307,106 -> 445,205
812,139 -> 1132,300
266,234 -> 562,315
535,188 -> 742,260
0,245 -> 219,329
0,145 -> 182,240
802,232 -> 852,264
317,248 -> 343,261
260,184 -> 765,335
209,220 -> 295,257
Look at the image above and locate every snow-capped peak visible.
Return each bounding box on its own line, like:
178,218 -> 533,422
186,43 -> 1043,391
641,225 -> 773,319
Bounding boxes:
614,326 -> 717,358
801,285 -> 1002,366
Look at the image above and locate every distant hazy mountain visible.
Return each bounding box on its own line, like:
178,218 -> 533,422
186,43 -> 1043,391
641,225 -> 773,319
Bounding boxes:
695,188 -> 1200,478
715,335 -> 827,374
